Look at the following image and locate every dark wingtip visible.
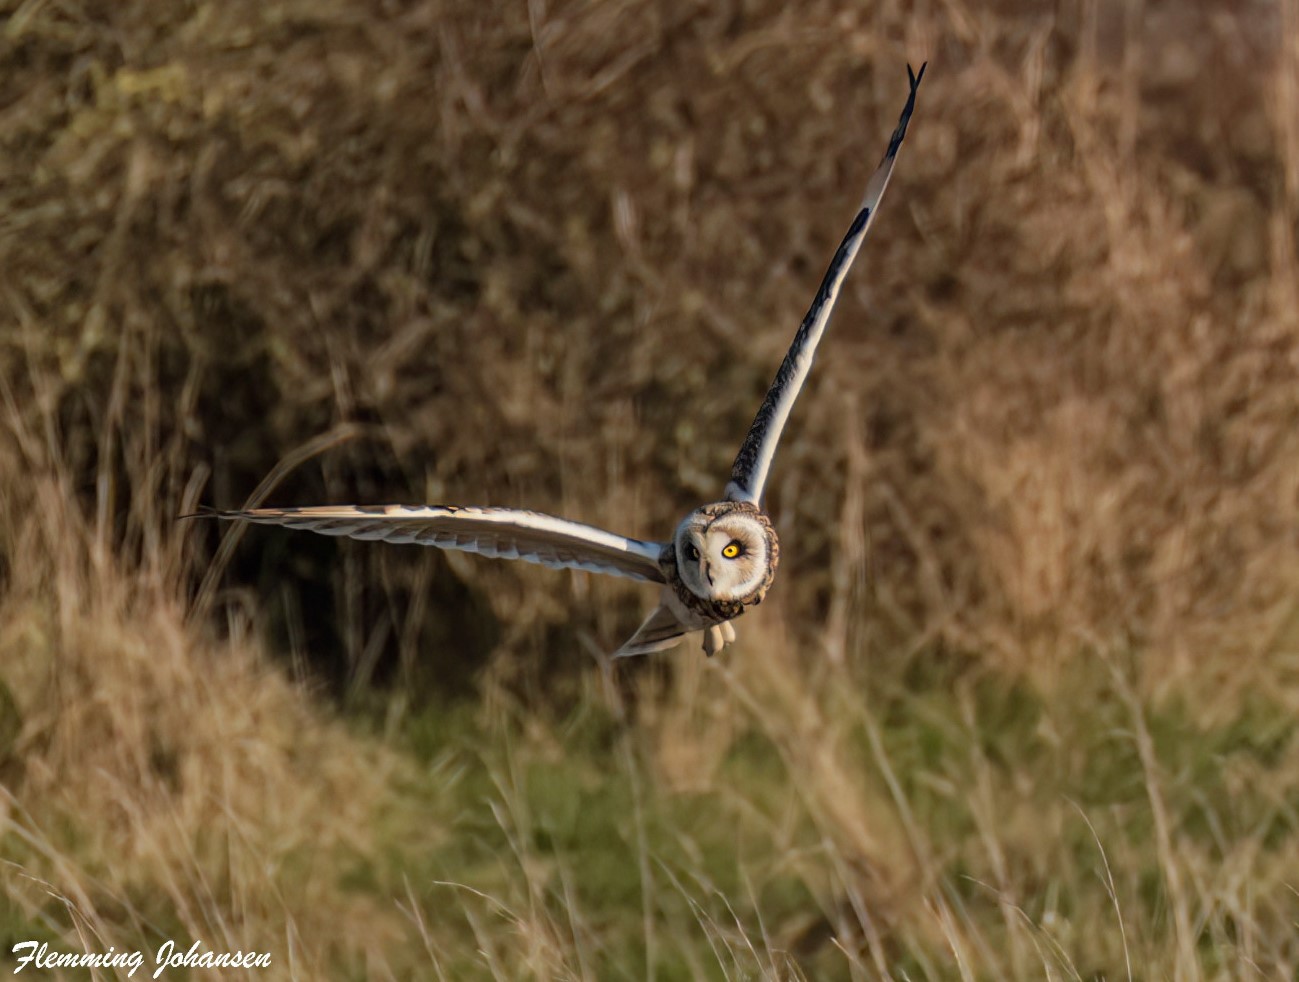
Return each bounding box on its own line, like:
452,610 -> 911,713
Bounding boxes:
886,61 -> 926,158
177,505 -> 225,521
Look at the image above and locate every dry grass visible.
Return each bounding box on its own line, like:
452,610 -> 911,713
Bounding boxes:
3,0 -> 1299,977
0,375 -> 428,975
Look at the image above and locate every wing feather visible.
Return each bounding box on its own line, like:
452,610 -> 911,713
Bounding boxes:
612,603 -> 688,657
209,504 -> 668,584
726,63 -> 925,504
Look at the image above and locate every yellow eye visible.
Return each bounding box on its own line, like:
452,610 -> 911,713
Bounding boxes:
722,541 -> 742,559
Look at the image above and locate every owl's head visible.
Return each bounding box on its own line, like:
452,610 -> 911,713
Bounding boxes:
673,501 -> 778,603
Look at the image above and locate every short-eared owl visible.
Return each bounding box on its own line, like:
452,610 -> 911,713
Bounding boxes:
206,65 -> 924,658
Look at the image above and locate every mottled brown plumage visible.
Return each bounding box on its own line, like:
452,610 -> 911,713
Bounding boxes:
658,501 -> 779,623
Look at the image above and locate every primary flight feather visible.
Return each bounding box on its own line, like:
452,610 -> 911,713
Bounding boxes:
203,65 -> 925,658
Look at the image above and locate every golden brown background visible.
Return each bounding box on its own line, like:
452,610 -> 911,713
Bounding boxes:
2,0 -> 1298,978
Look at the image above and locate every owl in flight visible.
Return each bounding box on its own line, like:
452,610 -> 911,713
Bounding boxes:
208,65 -> 924,658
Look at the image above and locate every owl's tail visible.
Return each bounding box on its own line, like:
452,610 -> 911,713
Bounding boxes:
611,603 -> 687,658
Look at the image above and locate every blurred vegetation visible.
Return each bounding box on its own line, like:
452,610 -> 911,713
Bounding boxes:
3,0 -> 1299,977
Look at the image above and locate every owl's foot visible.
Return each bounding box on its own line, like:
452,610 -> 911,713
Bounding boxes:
702,620 -> 738,657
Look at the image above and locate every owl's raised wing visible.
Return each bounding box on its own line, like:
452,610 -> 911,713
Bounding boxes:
207,504 -> 668,583
725,64 -> 924,505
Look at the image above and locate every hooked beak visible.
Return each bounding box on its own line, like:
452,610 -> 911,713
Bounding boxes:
704,561 -> 714,586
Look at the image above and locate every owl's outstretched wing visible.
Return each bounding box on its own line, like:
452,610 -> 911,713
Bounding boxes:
612,602 -> 689,657
204,504 -> 668,584
725,63 -> 925,505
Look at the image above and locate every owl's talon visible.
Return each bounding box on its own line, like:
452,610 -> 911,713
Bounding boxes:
701,621 -> 737,656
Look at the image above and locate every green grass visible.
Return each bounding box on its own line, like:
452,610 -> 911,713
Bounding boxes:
6,582 -> 1299,978
324,646 -> 1299,978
